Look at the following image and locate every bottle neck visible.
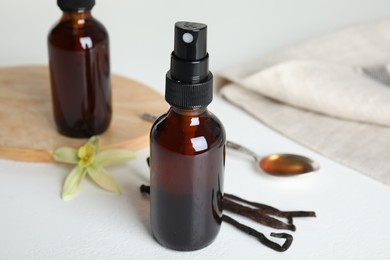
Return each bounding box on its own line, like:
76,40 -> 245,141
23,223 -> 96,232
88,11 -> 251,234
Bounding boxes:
61,10 -> 92,24
171,106 -> 208,117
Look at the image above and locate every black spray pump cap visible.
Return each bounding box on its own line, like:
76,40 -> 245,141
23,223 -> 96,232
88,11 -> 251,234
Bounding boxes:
166,21 -> 213,109
57,0 -> 95,11
174,22 -> 207,61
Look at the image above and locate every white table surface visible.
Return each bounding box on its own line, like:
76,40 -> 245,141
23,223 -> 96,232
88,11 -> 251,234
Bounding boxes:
1,1 -> 390,259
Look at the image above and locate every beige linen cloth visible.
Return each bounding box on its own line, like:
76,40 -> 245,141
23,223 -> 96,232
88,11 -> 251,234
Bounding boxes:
216,19 -> 390,185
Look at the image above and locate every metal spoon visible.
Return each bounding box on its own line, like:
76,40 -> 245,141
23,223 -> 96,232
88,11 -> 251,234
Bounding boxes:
226,141 -> 319,176
141,113 -> 319,176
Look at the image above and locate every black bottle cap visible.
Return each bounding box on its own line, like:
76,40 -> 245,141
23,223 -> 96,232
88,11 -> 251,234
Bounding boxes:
166,21 -> 213,109
57,0 -> 95,11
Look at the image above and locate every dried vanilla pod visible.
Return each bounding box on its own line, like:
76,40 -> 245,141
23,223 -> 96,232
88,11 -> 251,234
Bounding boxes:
140,184 -> 316,252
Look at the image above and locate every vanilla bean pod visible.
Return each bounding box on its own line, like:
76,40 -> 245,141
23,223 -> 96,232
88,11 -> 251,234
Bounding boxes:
222,215 -> 293,252
140,184 -> 316,252
140,185 -> 293,252
225,193 -> 316,218
140,184 -> 150,194
223,198 -> 296,231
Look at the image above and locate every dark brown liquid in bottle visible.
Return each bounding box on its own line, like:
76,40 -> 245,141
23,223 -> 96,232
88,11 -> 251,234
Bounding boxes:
48,11 -> 111,137
150,108 -> 225,251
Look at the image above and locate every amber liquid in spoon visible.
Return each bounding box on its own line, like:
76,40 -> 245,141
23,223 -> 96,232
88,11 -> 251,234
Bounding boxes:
226,140 -> 319,176
260,154 -> 318,176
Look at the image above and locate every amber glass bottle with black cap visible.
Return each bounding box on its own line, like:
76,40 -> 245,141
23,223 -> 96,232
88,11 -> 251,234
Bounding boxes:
150,22 -> 226,251
48,0 -> 111,137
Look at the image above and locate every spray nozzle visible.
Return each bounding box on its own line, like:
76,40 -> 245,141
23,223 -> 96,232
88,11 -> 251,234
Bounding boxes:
174,22 -> 207,61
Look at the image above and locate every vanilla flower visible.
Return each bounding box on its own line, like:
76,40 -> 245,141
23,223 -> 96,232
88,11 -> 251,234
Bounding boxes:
53,136 -> 135,201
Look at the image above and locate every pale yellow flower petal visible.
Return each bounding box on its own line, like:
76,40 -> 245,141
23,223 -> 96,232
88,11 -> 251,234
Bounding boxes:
53,147 -> 79,164
62,166 -> 87,201
95,149 -> 136,166
87,136 -> 100,151
87,164 -> 121,194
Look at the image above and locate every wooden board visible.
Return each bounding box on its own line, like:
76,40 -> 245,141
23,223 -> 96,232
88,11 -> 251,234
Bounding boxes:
0,66 -> 167,162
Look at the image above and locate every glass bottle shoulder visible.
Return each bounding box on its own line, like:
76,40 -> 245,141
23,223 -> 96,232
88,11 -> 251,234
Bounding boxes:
151,108 -> 226,154
48,12 -> 108,50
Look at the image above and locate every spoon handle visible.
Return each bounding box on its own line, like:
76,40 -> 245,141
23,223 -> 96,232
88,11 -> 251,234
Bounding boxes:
226,141 -> 258,162
141,113 -> 158,122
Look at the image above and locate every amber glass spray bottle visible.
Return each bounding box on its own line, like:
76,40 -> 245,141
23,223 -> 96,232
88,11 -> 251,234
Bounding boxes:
150,22 -> 226,251
48,0 -> 111,137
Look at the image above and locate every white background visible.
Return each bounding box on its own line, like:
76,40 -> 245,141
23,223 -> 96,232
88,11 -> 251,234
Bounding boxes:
2,0 -> 390,89
1,1 -> 390,259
